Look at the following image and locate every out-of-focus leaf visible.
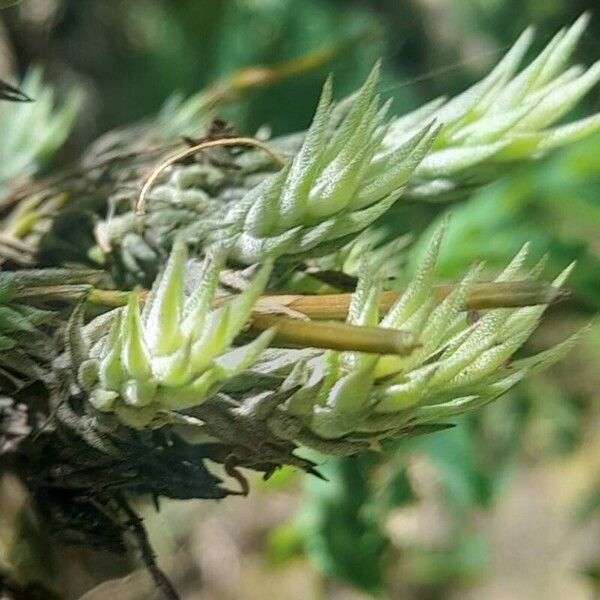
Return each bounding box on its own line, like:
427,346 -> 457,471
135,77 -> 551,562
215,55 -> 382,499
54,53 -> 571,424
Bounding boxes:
267,522 -> 305,566
298,454 -> 389,593
574,484 -> 600,524
403,534 -> 489,584
410,425 -> 488,510
0,69 -> 81,192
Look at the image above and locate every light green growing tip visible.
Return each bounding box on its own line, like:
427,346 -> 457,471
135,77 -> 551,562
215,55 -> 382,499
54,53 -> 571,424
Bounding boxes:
216,64 -> 439,264
74,241 -> 274,427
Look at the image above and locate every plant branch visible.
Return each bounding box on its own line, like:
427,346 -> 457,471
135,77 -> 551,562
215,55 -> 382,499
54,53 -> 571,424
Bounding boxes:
250,313 -> 418,355
256,280 -> 565,319
24,280 -> 561,313
115,494 -> 180,600
199,26 -> 378,108
16,280 -> 563,355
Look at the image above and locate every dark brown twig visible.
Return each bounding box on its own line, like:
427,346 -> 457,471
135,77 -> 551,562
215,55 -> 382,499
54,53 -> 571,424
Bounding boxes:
0,79 -> 32,103
115,494 -> 180,600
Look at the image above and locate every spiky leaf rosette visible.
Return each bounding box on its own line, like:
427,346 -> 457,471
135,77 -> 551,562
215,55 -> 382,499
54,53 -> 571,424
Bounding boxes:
70,238 -> 275,428
392,14 -> 600,202
263,227 -> 582,455
208,64 -> 438,264
104,65 -> 437,274
61,229 -> 578,471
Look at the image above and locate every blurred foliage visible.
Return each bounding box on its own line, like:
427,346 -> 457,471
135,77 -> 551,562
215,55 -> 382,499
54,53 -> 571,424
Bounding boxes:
278,419 -> 509,593
0,68 -> 80,191
297,453 -> 390,593
3,0 -> 416,139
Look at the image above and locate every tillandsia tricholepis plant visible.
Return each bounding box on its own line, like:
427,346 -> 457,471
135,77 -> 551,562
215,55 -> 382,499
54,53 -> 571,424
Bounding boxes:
0,12 -> 598,600
96,13 -> 600,283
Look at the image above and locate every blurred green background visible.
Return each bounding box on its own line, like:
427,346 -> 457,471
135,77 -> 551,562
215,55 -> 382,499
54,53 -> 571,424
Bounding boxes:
0,1 -> 599,598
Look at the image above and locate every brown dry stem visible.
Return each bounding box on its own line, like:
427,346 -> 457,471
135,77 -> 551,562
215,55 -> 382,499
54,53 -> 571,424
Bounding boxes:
74,279 -> 563,356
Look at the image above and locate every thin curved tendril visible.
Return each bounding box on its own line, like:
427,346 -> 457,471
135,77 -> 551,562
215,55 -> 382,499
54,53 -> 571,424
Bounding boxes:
136,137 -> 286,215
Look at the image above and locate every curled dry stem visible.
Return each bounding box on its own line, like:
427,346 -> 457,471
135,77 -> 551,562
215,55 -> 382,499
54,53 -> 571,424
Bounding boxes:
136,137 -> 286,215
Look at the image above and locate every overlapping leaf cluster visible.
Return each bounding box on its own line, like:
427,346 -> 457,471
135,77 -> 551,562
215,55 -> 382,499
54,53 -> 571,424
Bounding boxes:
104,144 -> 288,285
0,69 -> 81,192
265,229 -> 582,454
71,238 -> 274,428
98,16 -> 600,281
212,64 -> 438,264
62,16 -> 599,457
394,14 -> 600,201
0,14 -> 597,581
68,231 -> 580,461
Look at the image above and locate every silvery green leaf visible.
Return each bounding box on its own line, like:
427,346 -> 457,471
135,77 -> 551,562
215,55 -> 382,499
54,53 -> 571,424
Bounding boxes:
156,370 -> 217,410
232,226 -> 302,264
143,236 -> 186,356
213,328 -> 276,380
182,243 -> 229,338
511,325 -> 591,375
416,142 -> 508,178
536,113 -> 600,151
381,220 -> 446,329
533,12 -> 590,87
121,292 -> 151,380
152,337 -> 193,387
375,364 -> 438,412
513,61 -> 600,132
121,379 -> 157,407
